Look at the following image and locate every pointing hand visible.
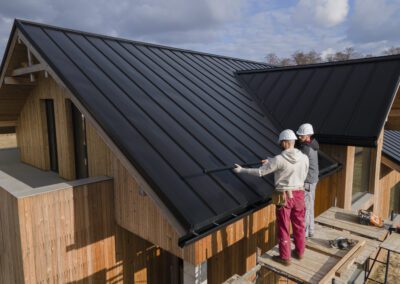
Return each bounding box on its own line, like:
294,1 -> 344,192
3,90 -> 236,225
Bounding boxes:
233,164 -> 242,173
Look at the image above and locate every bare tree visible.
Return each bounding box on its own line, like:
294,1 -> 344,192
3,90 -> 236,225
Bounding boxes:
325,47 -> 361,62
383,47 -> 400,55
264,46 -> 400,66
292,50 -> 322,65
265,53 -> 281,65
265,53 -> 293,66
279,58 -> 293,66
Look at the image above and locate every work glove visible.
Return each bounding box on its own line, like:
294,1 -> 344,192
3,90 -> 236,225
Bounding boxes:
233,164 -> 242,173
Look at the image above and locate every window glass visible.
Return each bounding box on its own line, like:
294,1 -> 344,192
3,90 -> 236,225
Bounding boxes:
352,147 -> 372,202
390,182 -> 400,214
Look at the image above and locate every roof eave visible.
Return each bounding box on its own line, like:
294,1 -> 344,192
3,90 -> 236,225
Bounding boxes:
317,134 -> 378,147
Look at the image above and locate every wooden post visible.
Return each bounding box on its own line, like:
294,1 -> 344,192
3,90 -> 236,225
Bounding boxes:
337,146 -> 355,210
27,48 -> 35,82
371,131 -> 383,215
183,260 -> 207,284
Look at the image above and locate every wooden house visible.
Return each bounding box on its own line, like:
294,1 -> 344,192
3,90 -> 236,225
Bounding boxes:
0,19 -> 399,283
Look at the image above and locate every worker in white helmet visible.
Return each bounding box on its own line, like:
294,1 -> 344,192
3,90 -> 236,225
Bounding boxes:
296,123 -> 319,239
233,129 -> 309,266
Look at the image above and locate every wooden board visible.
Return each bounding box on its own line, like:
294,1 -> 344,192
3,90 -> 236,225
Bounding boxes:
380,233 -> 400,253
259,232 -> 365,283
313,224 -> 380,268
315,207 -> 388,241
318,239 -> 364,284
223,274 -> 253,284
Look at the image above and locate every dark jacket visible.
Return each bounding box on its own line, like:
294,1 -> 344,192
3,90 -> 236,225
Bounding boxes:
297,139 -> 319,184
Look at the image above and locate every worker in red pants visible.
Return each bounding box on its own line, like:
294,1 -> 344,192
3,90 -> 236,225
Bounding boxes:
234,129 -> 309,265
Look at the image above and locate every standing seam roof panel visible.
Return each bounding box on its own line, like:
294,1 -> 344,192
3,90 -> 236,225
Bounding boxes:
66,32 -> 249,211
383,131 -> 400,164
20,25 -> 211,228
12,20 -> 339,240
237,58 -> 400,146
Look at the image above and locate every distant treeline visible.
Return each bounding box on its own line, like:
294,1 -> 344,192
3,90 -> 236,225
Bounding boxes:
265,47 -> 400,66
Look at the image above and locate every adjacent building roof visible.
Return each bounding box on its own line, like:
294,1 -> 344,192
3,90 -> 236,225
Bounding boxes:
383,130 -> 400,165
237,57 -> 400,147
1,20 -> 339,245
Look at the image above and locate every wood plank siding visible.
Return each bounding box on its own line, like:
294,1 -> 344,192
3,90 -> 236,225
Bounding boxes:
0,179 -> 181,283
0,187 -> 24,284
379,164 -> 400,218
16,74 -> 75,179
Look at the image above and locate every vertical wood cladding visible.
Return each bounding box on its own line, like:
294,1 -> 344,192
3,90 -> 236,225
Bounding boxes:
17,74 -> 75,180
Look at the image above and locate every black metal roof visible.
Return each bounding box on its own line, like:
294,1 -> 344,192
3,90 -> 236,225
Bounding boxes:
383,130 -> 400,165
237,57 -> 400,147
6,20 -> 339,245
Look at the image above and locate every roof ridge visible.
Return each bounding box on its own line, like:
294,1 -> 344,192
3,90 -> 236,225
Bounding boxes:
15,18 -> 270,67
236,53 -> 400,74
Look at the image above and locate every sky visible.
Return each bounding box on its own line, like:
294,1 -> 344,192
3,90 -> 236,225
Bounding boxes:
1,0 -> 400,62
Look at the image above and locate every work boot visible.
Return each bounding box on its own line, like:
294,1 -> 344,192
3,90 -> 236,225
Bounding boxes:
292,250 -> 304,260
272,255 -> 291,266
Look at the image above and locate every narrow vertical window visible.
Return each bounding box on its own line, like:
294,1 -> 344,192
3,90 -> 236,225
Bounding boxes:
44,99 -> 58,172
71,103 -> 88,179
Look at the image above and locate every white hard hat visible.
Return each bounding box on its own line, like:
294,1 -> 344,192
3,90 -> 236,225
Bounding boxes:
296,123 -> 314,136
278,129 -> 298,142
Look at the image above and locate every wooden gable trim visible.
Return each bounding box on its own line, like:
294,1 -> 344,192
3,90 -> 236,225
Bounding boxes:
15,28 -> 187,237
0,31 -> 19,89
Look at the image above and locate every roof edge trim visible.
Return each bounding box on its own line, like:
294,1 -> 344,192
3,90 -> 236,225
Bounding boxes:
316,135 -> 378,147
179,198 -> 272,247
235,54 -> 400,75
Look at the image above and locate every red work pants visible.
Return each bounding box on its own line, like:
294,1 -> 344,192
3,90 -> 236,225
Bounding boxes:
275,190 -> 305,260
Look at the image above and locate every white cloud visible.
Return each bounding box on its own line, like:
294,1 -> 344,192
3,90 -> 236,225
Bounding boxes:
321,48 -> 336,59
1,0 -> 400,63
294,0 -> 349,28
348,0 -> 400,43
0,0 -> 249,59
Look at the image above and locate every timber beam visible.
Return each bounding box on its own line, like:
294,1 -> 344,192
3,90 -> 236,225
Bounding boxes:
0,121 -> 17,127
11,63 -> 46,77
3,76 -> 36,86
389,109 -> 400,117
382,155 -> 400,172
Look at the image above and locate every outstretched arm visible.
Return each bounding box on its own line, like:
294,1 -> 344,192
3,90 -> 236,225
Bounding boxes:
233,159 -> 278,177
233,164 -> 262,176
